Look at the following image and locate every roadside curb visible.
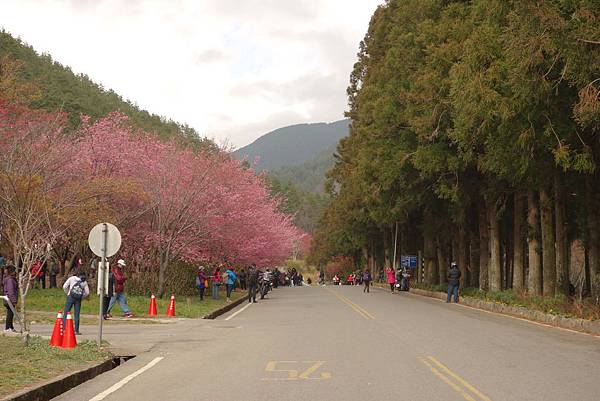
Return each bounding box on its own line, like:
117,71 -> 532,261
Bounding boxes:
1,358 -> 118,401
373,283 -> 600,335
202,295 -> 246,319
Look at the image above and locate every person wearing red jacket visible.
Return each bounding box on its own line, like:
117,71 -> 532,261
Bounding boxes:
107,259 -> 134,318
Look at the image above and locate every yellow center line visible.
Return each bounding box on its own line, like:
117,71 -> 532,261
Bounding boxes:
325,288 -> 375,320
419,357 -> 478,401
427,356 -> 493,401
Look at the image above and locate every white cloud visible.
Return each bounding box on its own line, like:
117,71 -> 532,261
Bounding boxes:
0,0 -> 382,147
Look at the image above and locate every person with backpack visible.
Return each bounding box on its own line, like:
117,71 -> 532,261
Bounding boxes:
3,266 -> 18,333
224,267 -> 237,302
62,271 -> 90,335
107,259 -> 134,318
247,264 -> 259,303
196,266 -> 207,301
447,261 -> 462,303
362,268 -> 372,293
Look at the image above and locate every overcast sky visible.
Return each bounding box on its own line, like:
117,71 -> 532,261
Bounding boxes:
1,0 -> 382,148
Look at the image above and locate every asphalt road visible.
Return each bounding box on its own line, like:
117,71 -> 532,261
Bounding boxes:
50,285 -> 600,401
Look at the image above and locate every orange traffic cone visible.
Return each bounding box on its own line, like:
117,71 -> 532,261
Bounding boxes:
166,294 -> 176,317
61,312 -> 77,349
148,294 -> 157,316
49,311 -> 63,347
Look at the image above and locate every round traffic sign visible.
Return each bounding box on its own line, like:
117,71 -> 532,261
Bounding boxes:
88,223 -> 122,257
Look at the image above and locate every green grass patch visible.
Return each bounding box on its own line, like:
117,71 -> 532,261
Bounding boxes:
412,283 -> 600,320
0,335 -> 110,398
15,288 -> 244,319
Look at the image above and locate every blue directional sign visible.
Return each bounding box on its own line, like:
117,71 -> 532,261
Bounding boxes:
401,255 -> 417,269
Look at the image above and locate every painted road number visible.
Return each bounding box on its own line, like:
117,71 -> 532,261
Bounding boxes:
263,361 -> 331,381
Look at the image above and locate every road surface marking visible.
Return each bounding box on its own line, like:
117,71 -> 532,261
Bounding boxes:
419,357 -> 478,401
262,361 -> 331,381
88,357 -> 164,401
224,302 -> 252,321
326,288 -> 375,319
427,356 -> 493,401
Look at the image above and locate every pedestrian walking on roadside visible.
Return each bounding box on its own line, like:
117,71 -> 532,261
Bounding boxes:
239,268 -> 247,291
386,266 -> 396,293
211,266 -> 222,300
62,271 -> 90,335
3,266 -> 18,332
362,269 -> 371,293
247,264 -> 259,303
224,267 -> 237,302
446,262 -> 462,303
107,259 -> 134,318
196,266 -> 207,301
319,269 -> 325,286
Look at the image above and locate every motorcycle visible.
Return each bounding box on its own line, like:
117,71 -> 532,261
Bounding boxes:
395,269 -> 411,291
258,272 -> 272,299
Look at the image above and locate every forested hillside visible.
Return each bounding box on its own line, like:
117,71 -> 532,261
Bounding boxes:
234,119 -> 349,172
271,147 -> 335,193
0,30 -> 213,148
311,0 -> 600,302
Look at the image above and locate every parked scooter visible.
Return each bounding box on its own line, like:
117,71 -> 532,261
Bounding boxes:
395,269 -> 411,291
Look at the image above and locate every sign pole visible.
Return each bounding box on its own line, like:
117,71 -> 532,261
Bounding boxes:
98,223 -> 107,348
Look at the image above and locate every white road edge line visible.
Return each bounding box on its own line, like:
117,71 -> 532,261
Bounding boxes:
224,302 -> 252,321
88,357 -> 164,401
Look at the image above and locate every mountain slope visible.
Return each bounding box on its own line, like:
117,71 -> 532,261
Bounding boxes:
233,119 -> 349,172
270,147 -> 336,193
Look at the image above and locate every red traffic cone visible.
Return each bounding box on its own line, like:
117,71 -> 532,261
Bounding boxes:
166,294 -> 176,317
61,312 -> 77,349
49,311 -> 63,347
148,294 -> 158,316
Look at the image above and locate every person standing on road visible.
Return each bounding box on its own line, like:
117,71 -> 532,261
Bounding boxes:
196,266 -> 207,301
49,260 -> 59,288
447,262 -> 462,303
224,267 -> 237,303
247,264 -> 259,303
386,266 -> 396,293
62,271 -> 90,335
3,266 -> 18,332
362,269 -> 371,293
107,259 -> 134,318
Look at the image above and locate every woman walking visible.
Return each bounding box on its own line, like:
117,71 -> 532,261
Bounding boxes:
362,268 -> 371,293
3,266 -> 18,332
224,267 -> 237,302
62,271 -> 90,335
386,266 -> 396,293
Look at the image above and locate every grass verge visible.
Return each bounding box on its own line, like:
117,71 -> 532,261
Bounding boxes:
3,288 -> 244,320
0,335 -> 110,398
412,283 -> 600,320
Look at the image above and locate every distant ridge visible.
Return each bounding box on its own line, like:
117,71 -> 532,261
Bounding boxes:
233,119 -> 350,172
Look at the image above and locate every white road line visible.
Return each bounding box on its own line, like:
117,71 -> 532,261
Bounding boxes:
224,302 -> 252,321
88,357 -> 164,401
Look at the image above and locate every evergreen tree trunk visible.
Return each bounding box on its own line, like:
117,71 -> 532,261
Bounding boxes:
513,193 -> 526,291
487,197 -> 502,292
478,197 -> 489,291
424,211 -> 438,284
470,229 -> 480,288
554,175 -> 569,296
585,176 -> 600,299
540,186 -> 556,297
528,190 -> 542,295
437,236 -> 447,284
457,225 -> 467,287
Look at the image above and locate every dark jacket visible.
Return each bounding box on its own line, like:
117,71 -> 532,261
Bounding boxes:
3,275 -> 18,304
447,266 -> 462,285
247,268 -> 259,286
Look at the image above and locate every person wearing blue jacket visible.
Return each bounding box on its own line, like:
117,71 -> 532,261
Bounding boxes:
224,267 -> 237,303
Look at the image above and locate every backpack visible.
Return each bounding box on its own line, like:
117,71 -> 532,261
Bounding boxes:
70,280 -> 85,300
362,271 -> 371,281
